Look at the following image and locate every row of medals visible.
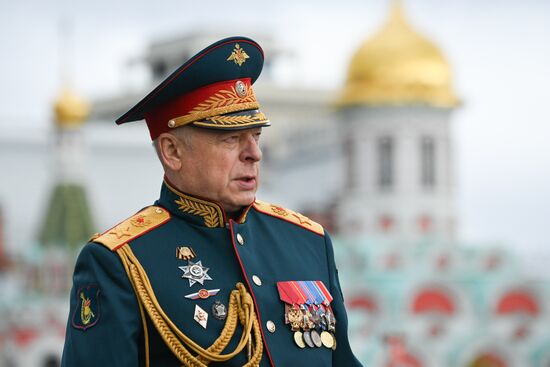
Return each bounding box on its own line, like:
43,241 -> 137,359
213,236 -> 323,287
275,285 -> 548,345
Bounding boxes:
178,247 -> 337,349
285,303 -> 337,349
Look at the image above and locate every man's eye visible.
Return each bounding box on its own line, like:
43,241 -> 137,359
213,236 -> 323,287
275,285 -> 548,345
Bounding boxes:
224,135 -> 239,142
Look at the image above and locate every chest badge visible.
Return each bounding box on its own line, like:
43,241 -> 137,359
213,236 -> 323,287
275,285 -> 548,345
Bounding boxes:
212,300 -> 228,321
184,288 -> 220,300
179,260 -> 213,286
176,246 -> 196,261
194,305 -> 209,329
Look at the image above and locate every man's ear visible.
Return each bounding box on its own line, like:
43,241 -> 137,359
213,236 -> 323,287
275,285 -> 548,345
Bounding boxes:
157,133 -> 183,171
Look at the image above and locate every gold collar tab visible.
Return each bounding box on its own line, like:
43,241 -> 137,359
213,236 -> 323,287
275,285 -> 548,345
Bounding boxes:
163,180 -> 226,228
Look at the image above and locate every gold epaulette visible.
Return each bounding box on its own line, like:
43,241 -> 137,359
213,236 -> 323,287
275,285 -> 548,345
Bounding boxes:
253,200 -> 324,236
92,206 -> 171,252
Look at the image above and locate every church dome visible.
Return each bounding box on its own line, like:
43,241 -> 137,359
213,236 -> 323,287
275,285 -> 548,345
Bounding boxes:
53,88 -> 90,128
338,1 -> 459,108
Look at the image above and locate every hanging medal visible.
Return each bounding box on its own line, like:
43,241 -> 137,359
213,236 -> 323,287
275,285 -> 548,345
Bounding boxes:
302,330 -> 315,348
316,281 -> 336,332
311,329 -> 323,348
278,281 -> 306,331
297,281 -> 317,331
313,281 -> 337,348
302,281 -> 327,347
302,281 -> 322,331
291,281 -> 312,332
277,282 -> 296,329
304,281 -> 326,330
277,281 -> 306,347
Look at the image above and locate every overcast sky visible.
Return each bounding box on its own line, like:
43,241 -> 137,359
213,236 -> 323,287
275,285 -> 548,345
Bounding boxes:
1,0 -> 549,275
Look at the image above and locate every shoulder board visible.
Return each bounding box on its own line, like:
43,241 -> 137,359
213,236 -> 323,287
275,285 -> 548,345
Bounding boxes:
253,200 -> 324,236
92,206 -> 171,252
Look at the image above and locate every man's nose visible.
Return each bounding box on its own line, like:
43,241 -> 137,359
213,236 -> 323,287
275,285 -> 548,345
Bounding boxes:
241,134 -> 262,162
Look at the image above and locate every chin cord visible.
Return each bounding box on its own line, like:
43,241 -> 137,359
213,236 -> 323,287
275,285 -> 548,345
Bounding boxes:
117,244 -> 263,367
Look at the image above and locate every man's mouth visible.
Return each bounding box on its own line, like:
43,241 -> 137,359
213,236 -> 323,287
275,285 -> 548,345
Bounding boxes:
235,176 -> 257,189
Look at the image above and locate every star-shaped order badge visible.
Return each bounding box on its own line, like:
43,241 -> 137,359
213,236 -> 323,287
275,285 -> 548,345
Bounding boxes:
179,260 -> 213,287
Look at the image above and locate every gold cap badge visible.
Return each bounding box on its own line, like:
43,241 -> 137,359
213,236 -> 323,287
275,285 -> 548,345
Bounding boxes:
227,43 -> 249,66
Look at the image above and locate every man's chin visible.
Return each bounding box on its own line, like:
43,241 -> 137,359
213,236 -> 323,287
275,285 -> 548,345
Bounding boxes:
221,191 -> 256,213
239,193 -> 257,207
236,191 -> 257,207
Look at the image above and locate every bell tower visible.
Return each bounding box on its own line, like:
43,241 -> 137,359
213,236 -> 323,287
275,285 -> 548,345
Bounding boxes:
335,1 -> 459,243
35,21 -> 96,295
37,88 -> 95,250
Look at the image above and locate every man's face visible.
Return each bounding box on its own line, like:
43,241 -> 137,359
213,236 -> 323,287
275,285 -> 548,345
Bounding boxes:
177,127 -> 263,215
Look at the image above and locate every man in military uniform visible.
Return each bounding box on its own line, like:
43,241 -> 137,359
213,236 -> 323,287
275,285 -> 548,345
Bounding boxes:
61,36 -> 362,367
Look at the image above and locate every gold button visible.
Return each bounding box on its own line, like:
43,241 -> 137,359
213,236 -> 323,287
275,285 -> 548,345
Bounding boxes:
155,208 -> 163,214
252,275 -> 262,286
168,120 -> 176,128
266,320 -> 276,333
236,233 -> 244,246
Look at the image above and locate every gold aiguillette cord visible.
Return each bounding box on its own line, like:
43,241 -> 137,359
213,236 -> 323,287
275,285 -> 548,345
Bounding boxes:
117,244 -> 263,367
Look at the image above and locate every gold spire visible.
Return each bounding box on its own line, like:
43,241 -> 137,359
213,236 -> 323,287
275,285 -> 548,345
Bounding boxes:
337,0 -> 459,108
53,88 -> 90,128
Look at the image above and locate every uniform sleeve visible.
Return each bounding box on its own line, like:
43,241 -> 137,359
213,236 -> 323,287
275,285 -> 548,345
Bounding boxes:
324,232 -> 364,367
61,243 -> 143,367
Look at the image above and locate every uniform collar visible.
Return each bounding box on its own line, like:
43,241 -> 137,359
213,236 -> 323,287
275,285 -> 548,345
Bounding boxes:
157,179 -> 252,228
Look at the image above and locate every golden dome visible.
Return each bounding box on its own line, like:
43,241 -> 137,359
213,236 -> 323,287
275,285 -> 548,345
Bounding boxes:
53,88 -> 90,128
338,1 -> 459,108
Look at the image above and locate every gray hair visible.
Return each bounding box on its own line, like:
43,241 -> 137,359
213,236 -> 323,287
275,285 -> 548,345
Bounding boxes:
152,125 -> 195,160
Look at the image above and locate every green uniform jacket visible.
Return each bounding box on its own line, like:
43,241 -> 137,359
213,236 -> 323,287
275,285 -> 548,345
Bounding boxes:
61,181 -> 362,366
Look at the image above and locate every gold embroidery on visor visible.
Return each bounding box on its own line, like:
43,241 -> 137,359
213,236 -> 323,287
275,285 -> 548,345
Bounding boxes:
192,112 -> 268,128
168,85 -> 259,129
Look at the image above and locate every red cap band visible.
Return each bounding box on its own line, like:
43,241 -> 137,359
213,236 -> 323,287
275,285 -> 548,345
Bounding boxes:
144,78 -> 256,140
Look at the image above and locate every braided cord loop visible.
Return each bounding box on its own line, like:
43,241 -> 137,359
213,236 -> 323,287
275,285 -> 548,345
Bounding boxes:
117,245 -> 263,366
